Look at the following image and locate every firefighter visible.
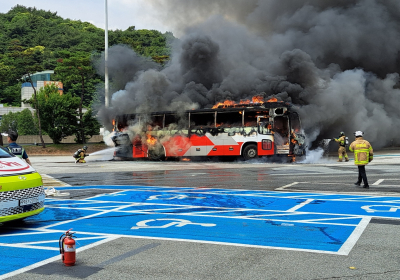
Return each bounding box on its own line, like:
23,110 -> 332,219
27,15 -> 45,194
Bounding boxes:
349,131 -> 373,189
73,146 -> 89,163
333,131 -> 349,162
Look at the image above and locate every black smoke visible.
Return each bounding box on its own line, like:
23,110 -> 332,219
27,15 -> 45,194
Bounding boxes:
98,0 -> 400,148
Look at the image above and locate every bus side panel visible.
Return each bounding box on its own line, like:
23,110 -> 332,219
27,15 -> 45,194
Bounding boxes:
188,134 -> 214,156
132,144 -> 147,158
222,140 -> 242,156
132,138 -> 147,158
207,133 -> 241,156
207,145 -> 224,156
257,140 -> 275,156
164,135 -> 191,157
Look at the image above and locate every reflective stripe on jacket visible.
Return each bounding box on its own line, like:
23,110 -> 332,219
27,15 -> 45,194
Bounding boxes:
335,136 -> 346,147
349,137 -> 373,165
7,145 -> 25,159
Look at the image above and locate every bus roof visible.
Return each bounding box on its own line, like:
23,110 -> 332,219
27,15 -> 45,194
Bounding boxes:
120,102 -> 293,118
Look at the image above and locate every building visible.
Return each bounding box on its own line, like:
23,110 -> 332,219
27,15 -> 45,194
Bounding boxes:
0,70 -> 63,120
21,70 -> 63,107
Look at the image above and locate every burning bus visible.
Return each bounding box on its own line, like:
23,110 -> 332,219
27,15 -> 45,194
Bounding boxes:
111,97 -> 306,162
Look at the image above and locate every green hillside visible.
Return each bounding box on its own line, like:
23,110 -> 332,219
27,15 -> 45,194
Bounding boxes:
0,5 -> 174,107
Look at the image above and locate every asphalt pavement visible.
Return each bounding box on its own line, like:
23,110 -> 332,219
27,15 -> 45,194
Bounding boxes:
2,149 -> 400,280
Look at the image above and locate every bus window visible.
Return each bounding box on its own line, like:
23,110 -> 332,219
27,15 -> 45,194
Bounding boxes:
273,116 -> 289,136
289,112 -> 301,132
151,115 -> 164,128
165,114 -> 179,127
258,121 -> 272,135
190,112 -> 214,127
243,111 -> 259,127
273,116 -> 289,145
216,111 -> 242,128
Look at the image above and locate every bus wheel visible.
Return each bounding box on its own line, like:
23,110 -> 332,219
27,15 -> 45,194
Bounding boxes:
243,144 -> 258,160
148,147 -> 165,161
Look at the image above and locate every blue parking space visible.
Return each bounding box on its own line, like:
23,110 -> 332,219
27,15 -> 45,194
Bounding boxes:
2,185 -> 400,278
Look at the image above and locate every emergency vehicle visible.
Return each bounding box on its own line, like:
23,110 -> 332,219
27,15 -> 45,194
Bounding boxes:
0,147 -> 45,223
111,98 -> 306,161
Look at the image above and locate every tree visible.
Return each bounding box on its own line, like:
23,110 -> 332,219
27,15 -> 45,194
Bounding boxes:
29,84 -> 80,144
11,44 -> 47,147
0,83 -> 21,106
0,5 -> 174,108
0,112 -> 19,133
0,109 -> 37,135
55,51 -> 97,143
75,108 -> 101,143
17,108 -> 38,135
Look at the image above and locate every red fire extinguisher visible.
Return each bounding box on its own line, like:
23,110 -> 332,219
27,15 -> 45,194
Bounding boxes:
59,229 -> 76,266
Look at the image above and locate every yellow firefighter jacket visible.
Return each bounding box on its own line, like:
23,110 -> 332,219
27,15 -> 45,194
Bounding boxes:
334,136 -> 346,147
349,137 -> 373,166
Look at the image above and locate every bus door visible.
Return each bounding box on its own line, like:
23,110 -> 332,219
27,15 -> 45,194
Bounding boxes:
273,115 -> 290,154
257,116 -> 274,156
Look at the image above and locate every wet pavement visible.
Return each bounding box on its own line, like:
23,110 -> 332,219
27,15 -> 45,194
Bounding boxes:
2,150 -> 400,280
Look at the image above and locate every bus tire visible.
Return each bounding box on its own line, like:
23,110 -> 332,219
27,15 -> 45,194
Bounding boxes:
148,147 -> 165,161
243,144 -> 258,160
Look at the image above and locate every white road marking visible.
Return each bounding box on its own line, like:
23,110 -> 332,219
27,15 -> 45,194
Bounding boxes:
4,185 -> 400,279
131,218 -> 216,229
0,243 -> 58,251
337,217 -> 371,255
0,236 -> 119,280
40,203 -> 363,226
361,205 -> 400,213
275,182 -> 299,191
287,199 -> 314,212
0,231 -> 59,238
294,217 -> 362,223
372,179 -> 384,185
20,236 -> 106,245
96,234 -> 349,255
39,204 -> 136,229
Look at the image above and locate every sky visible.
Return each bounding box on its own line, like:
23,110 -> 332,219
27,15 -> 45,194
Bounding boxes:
0,0 -> 173,33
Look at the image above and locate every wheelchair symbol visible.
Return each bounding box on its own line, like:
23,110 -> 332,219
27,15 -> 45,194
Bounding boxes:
131,218 -> 216,229
361,205 -> 400,213
147,194 -> 206,201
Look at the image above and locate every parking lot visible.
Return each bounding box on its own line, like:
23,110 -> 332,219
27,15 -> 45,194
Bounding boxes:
2,150 -> 400,279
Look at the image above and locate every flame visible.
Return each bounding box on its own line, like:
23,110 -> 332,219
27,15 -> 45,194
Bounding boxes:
112,119 -> 115,131
212,100 -> 236,109
212,96 -> 280,108
252,95 -> 264,103
146,134 -> 157,146
181,158 -> 191,161
291,130 -> 298,144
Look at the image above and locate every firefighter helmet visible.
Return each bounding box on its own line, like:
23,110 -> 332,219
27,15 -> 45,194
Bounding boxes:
354,131 -> 363,137
340,131 -> 345,136
83,146 -> 88,150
